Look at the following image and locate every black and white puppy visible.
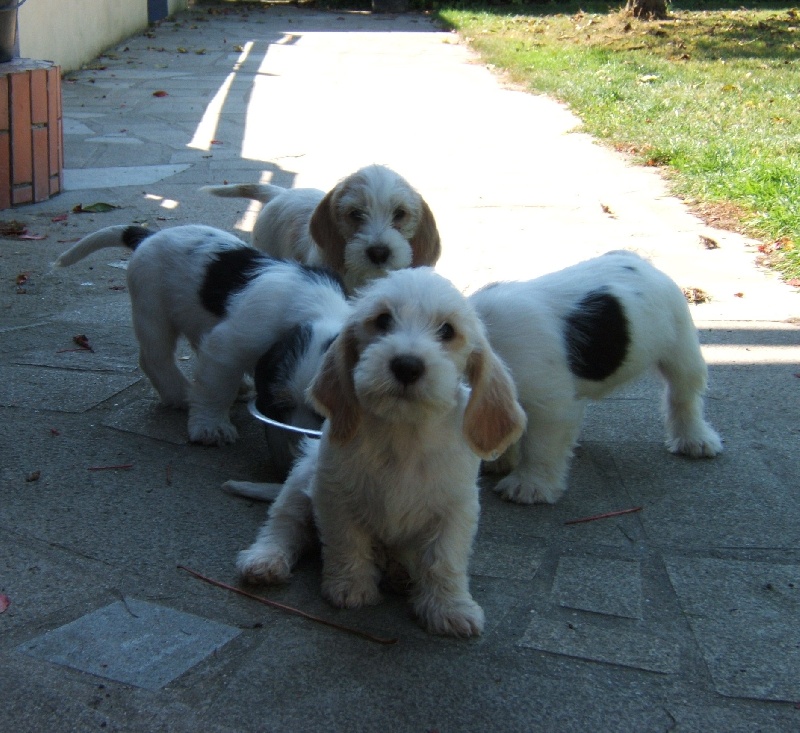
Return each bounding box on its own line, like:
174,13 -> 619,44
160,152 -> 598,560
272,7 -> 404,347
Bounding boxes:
470,250 -> 722,505
55,224 -> 349,449
252,323 -> 335,480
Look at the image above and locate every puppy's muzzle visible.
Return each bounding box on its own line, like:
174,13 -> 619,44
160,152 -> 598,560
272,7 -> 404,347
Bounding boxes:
367,245 -> 391,265
390,354 -> 425,386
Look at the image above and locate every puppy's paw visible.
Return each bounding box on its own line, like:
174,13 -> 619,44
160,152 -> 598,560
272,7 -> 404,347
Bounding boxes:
236,545 -> 292,584
188,418 -> 238,446
236,376 -> 256,402
667,427 -> 723,458
322,575 -> 382,609
416,596 -> 485,638
494,473 -> 565,505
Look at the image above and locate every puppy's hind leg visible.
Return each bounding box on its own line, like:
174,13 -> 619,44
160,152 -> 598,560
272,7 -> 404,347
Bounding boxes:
236,451 -> 316,584
132,309 -> 190,408
658,334 -> 722,458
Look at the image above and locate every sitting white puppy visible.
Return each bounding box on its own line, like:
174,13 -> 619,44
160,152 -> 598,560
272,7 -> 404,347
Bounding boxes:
203,164 -> 441,293
236,268 -> 526,637
55,224 -> 349,448
470,250 -> 722,506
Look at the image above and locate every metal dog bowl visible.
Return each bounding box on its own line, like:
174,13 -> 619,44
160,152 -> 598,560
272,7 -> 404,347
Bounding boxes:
247,399 -> 323,438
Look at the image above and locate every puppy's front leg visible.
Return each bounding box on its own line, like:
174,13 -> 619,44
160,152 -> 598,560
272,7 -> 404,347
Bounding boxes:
318,510 -> 382,609
412,502 -> 484,638
236,452 -> 317,584
494,400 -> 585,505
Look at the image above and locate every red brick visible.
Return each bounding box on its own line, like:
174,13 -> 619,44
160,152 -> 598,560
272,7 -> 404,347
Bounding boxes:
12,183 -> 32,205
0,130 -> 10,209
10,70 -> 32,186
31,68 -> 48,125
47,67 -> 61,174
32,126 -> 48,202
0,76 -> 8,131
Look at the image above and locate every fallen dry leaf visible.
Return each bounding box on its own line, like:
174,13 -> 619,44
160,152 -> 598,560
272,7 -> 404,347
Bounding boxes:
152,90 -> 169,97
73,202 -> 119,214
683,286 -> 711,304
73,334 -> 94,352
25,470 -> 41,482
0,594 -> 10,614
0,220 -> 27,236
700,235 -> 719,250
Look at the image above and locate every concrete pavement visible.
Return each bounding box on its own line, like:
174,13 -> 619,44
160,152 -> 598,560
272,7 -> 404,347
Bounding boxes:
1,4 -> 799,731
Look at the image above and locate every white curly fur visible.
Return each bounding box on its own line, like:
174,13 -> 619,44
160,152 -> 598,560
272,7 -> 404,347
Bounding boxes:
471,250 -> 723,506
203,164 -> 441,293
235,268 -> 526,637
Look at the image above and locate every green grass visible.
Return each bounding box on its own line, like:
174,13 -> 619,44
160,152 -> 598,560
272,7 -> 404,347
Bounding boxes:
437,2 -> 800,283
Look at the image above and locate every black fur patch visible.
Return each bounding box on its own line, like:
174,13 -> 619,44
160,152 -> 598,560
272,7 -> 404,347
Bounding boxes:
565,291 -> 629,381
254,322 -> 314,420
122,225 -> 151,250
254,323 -> 328,481
199,247 -> 271,317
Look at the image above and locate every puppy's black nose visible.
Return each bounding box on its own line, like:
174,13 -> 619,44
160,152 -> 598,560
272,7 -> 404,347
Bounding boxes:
390,355 -> 425,386
366,245 -> 391,265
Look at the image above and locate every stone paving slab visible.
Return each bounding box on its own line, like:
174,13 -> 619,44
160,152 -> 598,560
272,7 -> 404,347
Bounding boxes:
18,599 -> 241,691
2,4 -> 799,732
665,557 -> 800,702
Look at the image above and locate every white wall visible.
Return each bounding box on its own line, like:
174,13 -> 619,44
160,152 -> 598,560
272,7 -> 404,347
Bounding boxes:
17,0 -> 189,72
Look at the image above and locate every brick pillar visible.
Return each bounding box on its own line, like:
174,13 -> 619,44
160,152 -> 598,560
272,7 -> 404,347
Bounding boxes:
0,58 -> 63,209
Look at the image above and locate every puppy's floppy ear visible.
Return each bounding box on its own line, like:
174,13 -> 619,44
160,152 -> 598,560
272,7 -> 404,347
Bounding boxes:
463,338 -> 526,460
309,186 -> 347,273
308,325 -> 361,444
410,198 -> 441,268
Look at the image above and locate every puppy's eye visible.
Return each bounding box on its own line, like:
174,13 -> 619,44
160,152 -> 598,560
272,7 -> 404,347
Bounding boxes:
374,312 -> 393,333
349,209 -> 364,223
437,322 -> 456,342
392,208 -> 407,223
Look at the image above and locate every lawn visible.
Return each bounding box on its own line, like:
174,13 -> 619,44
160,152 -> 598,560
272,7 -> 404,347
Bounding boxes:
437,1 -> 800,283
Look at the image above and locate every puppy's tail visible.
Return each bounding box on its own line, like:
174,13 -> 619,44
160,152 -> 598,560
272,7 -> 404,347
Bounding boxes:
54,225 -> 151,267
201,182 -> 285,204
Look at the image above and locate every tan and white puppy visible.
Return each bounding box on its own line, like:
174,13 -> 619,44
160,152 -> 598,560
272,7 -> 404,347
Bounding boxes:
236,268 -> 525,638
470,250 -> 723,506
203,164 -> 441,293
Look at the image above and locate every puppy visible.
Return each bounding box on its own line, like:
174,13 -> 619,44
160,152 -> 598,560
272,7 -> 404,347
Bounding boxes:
55,224 -> 349,449
203,164 -> 441,293
470,250 -> 723,506
236,268 -> 526,637
251,323 -> 333,481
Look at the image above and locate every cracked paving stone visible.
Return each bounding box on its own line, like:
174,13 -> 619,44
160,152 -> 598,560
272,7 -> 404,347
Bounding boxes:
18,598 -> 241,690
553,556 -> 643,619
665,557 -> 800,702
518,611 -> 680,673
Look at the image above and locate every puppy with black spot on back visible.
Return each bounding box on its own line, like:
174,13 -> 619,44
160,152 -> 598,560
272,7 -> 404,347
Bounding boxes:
470,250 -> 723,506
55,224 -> 349,454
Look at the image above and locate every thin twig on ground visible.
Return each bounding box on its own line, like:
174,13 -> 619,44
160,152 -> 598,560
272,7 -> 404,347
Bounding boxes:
177,565 -> 399,646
